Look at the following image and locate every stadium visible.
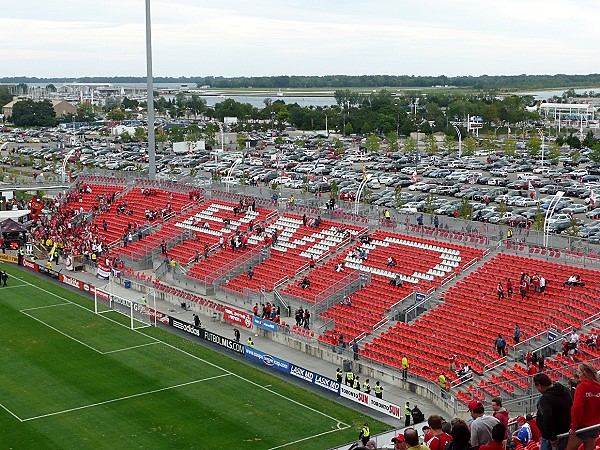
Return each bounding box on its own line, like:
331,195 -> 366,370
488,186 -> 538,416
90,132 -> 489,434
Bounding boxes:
1,174 -> 599,450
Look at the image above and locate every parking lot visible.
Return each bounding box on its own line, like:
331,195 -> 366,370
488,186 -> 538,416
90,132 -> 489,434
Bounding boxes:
2,125 -> 600,244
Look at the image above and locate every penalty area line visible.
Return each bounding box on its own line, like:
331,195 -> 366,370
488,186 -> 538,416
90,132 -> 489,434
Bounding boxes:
21,373 -> 231,422
267,423 -> 352,450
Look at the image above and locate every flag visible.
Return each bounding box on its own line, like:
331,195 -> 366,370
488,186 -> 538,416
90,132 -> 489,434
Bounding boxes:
322,176 -> 329,183
591,189 -> 596,207
469,177 -> 476,185
411,170 -> 418,183
528,180 -> 537,199
362,166 -> 367,181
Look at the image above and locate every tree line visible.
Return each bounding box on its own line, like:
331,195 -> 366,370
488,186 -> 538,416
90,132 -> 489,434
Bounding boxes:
2,74 -> 600,90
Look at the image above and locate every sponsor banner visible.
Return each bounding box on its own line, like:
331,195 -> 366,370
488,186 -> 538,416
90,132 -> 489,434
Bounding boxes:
313,374 -> 340,394
169,316 -> 202,338
202,330 -> 245,355
22,259 -> 38,271
339,384 -> 402,419
150,309 -> 170,325
0,254 -> 18,264
37,265 -> 60,279
289,364 -> 315,383
253,316 -> 278,333
59,273 -> 83,290
244,347 -> 290,374
223,306 -> 252,329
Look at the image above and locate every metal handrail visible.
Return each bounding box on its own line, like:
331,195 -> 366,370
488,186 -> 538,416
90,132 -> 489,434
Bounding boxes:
558,423 -> 600,438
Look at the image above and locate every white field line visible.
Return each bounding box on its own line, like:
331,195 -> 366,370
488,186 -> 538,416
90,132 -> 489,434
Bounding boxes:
7,271 -> 351,443
0,284 -> 28,289
20,310 -> 104,354
20,302 -> 71,312
267,425 -> 352,450
22,373 -> 231,422
102,342 -> 160,354
0,401 -> 24,422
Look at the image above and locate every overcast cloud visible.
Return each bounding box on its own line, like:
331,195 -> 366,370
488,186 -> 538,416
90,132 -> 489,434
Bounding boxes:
2,0 -> 599,78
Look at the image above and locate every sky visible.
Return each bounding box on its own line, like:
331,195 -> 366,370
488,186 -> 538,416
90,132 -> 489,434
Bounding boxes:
3,0 -> 600,78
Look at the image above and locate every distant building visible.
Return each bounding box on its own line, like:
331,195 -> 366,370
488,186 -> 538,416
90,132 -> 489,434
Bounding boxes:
539,102 -> 596,128
2,98 -> 77,119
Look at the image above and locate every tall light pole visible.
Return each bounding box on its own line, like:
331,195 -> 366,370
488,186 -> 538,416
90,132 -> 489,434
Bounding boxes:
538,128 -> 545,167
145,0 -> 156,181
452,124 -> 462,158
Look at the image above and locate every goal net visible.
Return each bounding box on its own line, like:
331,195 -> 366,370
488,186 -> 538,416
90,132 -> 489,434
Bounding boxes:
94,288 -> 156,330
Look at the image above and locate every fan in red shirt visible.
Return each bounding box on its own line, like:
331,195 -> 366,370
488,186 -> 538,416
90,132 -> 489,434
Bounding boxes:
526,414 -> 541,443
426,415 -> 453,450
566,362 -> 600,450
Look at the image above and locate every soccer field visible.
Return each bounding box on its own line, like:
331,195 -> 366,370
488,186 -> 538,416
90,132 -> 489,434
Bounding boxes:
0,266 -> 391,450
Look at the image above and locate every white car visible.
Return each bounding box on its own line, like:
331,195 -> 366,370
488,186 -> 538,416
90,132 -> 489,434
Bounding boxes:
570,169 -> 588,178
517,173 -> 540,181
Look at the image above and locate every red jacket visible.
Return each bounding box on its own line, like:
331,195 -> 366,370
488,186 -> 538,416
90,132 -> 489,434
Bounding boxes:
572,378 -> 600,429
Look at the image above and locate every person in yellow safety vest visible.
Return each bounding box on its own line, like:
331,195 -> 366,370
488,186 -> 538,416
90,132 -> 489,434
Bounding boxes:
353,375 -> 360,390
247,337 -> 254,348
359,423 -> 371,446
384,209 -> 391,221
363,378 -> 371,395
170,258 -> 176,269
507,228 -> 513,240
438,373 -> 448,399
404,401 -> 412,427
374,381 -> 383,399
46,261 -> 52,270
289,195 -> 295,205
402,355 -> 409,381
345,370 -> 354,386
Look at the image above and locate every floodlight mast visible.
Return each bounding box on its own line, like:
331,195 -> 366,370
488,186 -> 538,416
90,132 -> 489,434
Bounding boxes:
145,0 -> 156,181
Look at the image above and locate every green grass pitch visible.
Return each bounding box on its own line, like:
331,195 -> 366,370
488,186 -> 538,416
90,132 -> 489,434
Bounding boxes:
0,265 -> 391,449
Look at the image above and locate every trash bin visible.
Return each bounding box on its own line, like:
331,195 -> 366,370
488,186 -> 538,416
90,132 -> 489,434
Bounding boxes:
343,360 -> 351,372
124,280 -> 131,289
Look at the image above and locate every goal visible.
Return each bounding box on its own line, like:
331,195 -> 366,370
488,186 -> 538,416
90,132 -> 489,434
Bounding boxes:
94,287 -> 157,330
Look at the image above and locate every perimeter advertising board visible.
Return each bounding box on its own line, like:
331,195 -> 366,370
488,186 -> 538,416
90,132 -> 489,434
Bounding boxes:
223,306 -> 253,329
339,384 -> 402,419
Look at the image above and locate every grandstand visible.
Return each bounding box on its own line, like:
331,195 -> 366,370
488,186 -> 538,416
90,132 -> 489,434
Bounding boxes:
23,175 -> 600,435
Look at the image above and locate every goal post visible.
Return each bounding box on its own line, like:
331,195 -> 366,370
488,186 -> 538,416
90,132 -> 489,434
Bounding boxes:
94,288 -> 157,330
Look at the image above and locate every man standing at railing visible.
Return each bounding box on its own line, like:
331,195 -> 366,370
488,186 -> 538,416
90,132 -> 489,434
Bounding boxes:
533,373 -> 572,450
402,355 -> 409,381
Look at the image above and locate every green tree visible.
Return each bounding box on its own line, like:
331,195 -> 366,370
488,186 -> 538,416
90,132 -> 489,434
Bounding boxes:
119,131 -> 131,143
365,134 -> 380,153
425,193 -> 435,214
424,134 -> 438,156
565,216 -> 580,238
236,133 -> 247,150
443,135 -> 456,153
46,84 -> 57,92
134,127 -> 147,142
462,136 -> 477,156
386,131 -> 399,152
11,99 -> 57,127
344,122 -> 354,135
589,143 -> 600,163
394,186 -> 404,209
404,137 -> 417,154
107,109 -> 125,121
532,205 -> 544,231
169,125 -> 185,143
330,180 -> 338,200
570,148 -> 581,162
458,197 -> 472,219
503,138 -> 517,157
0,86 -> 13,109
527,136 -> 541,158
548,142 -> 561,164
498,200 -> 507,220
482,135 -> 496,155
76,103 -> 96,122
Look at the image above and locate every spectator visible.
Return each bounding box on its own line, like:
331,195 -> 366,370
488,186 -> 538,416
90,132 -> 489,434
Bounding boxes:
479,424 -> 506,450
527,414 -> 542,443
445,423 -> 472,450
392,433 -> 407,450
494,334 -> 507,357
512,415 -> 533,446
412,405 -> 424,424
468,400 -> 500,450
513,325 -> 521,344
566,363 -> 600,450
426,415 -> 453,450
299,276 -> 310,289
585,331 -> 597,349
563,274 -> 584,289
352,339 -> 359,361
247,267 -> 254,280
337,333 -> 344,354
404,428 -> 429,450
496,281 -> 504,300
506,278 -> 513,298
534,372 -> 572,450
491,397 -> 509,438
386,256 -> 397,267
438,373 -> 448,398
